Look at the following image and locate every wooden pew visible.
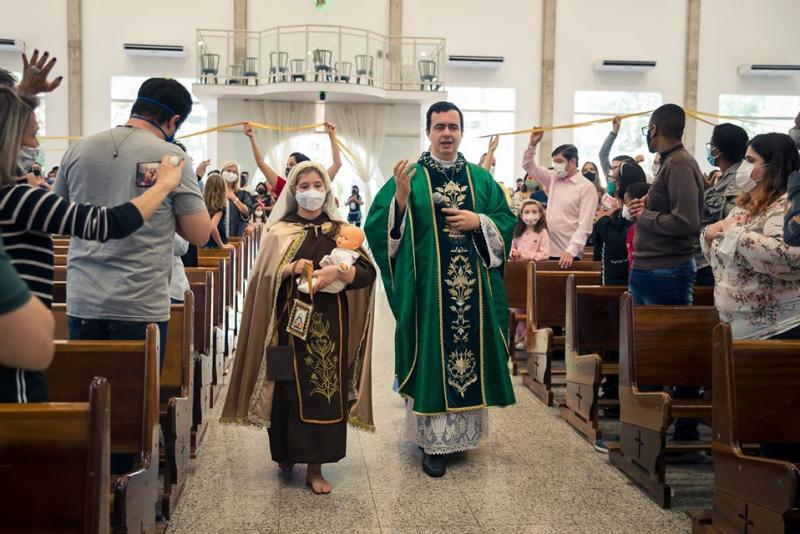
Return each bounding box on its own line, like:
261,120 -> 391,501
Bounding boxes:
609,292 -> 719,508
198,249 -> 235,368
559,278 -> 714,443
0,377 -> 111,534
55,265 -> 66,282
54,245 -> 69,255
46,326 -> 160,534
54,254 -> 67,266
186,263 -> 225,406
504,260 -> 530,376
159,291 -> 194,519
187,270 -> 214,454
53,280 -> 67,304
531,259 -> 601,272
691,324 -> 800,534
523,262 -> 601,405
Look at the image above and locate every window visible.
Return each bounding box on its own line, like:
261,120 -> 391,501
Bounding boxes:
110,76 -> 208,167
446,87 -> 516,185
573,90 -> 663,186
718,94 -> 798,139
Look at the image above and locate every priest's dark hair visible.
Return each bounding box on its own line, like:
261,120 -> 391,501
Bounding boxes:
426,101 -> 464,132
130,77 -> 193,129
650,103 -> 685,141
551,144 -> 579,165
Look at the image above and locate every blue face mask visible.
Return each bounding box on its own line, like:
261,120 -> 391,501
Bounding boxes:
132,96 -> 179,142
706,145 -> 718,167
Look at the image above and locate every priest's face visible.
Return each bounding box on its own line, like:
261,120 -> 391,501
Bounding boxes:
427,110 -> 462,160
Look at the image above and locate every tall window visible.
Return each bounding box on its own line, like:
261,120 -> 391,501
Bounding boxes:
446,87 -> 516,185
110,76 -> 207,167
573,90 -> 663,185
718,94 -> 798,139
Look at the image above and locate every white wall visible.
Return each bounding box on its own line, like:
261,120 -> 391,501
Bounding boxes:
81,0 -> 233,135
0,0 -> 69,169
695,0 -> 800,159
553,0 -> 687,153
247,0 -> 389,34
2,0 -> 799,176
404,0 -> 542,179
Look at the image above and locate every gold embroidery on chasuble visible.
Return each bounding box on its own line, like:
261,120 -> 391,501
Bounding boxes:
445,247 -> 478,397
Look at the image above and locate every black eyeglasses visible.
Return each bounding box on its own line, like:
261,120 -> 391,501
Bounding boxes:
641,126 -> 651,136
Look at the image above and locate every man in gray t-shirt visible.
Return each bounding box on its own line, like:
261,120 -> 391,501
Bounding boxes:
54,78 -> 210,364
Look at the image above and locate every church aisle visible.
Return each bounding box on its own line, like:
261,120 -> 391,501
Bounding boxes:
168,290 -> 692,534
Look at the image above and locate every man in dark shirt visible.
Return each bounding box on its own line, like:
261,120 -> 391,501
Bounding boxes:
627,104 -> 704,443
628,104 -> 703,305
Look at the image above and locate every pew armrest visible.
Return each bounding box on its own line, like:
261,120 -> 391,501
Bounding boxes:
713,444 -> 800,511
619,386 -> 672,432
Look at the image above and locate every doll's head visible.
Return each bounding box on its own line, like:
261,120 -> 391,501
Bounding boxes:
336,224 -> 365,250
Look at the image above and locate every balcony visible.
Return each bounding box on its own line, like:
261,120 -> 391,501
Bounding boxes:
193,25 -> 446,104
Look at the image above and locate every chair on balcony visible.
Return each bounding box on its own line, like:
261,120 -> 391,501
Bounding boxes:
290,59 -> 307,82
228,64 -> 244,85
243,57 -> 259,85
334,61 -> 352,83
269,52 -> 288,83
313,49 -> 334,82
355,55 -> 374,86
419,60 -> 439,91
200,53 -> 220,84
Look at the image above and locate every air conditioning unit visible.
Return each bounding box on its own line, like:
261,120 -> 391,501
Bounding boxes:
594,60 -> 656,73
0,39 -> 25,53
447,55 -> 504,68
738,64 -> 800,77
123,43 -> 186,59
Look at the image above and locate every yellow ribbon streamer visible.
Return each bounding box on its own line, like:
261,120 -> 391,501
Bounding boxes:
478,110 -> 654,138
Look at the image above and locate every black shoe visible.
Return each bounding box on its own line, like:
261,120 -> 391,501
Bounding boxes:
422,452 -> 446,477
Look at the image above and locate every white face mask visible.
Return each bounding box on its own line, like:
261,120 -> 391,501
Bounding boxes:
522,214 -> 540,226
222,171 -> 239,183
735,160 -> 766,193
295,188 -> 327,211
621,205 -> 633,221
553,161 -> 567,178
255,210 -> 264,218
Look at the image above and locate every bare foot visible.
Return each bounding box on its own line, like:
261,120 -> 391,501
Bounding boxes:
278,462 -> 294,472
306,463 -> 332,494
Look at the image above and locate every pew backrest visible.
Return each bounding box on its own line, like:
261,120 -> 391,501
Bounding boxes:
46,325 -> 159,457
0,377 -> 110,534
534,260 -> 601,272
713,324 -> 800,446
619,291 -> 719,388
504,260 -> 529,309
187,270 -> 214,357
529,265 -> 601,330
163,290 -> 194,397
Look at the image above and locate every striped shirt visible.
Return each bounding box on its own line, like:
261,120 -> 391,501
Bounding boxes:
0,184 -> 143,404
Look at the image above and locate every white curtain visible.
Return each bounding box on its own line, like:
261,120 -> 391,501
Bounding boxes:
248,100 -> 316,172
326,103 -> 389,197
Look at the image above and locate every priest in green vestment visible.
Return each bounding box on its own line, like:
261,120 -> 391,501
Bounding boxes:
365,101 -> 516,477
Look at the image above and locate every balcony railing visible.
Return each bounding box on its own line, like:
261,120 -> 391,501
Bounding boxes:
196,25 -> 445,92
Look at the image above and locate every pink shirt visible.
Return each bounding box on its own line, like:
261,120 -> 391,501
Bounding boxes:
523,145 -> 598,258
511,228 -> 550,261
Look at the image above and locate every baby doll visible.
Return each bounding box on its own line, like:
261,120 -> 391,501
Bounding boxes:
298,224 -> 365,294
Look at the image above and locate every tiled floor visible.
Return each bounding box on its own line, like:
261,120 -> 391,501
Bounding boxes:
168,290 -> 706,534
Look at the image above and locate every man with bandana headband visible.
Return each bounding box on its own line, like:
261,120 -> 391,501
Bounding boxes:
365,101 -> 516,477
54,78 -> 210,364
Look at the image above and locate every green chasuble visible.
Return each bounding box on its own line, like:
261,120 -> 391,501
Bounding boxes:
365,152 -> 516,414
